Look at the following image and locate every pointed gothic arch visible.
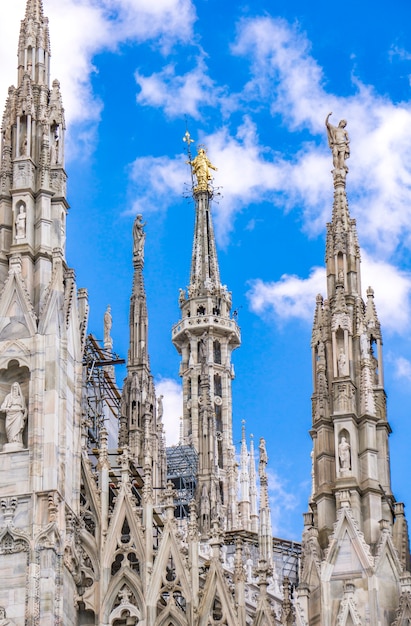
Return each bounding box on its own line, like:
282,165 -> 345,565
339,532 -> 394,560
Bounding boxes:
101,571 -> 145,625
154,603 -> 188,626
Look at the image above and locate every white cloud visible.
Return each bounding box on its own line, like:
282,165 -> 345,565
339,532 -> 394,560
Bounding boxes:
135,56 -> 221,119
128,154 -> 188,215
127,17 -> 411,255
266,468 -> 299,536
248,267 -> 325,322
127,117 -> 292,243
360,253 -> 411,332
0,0 -> 196,157
156,377 -> 182,446
394,357 -> 411,381
247,251 -> 411,335
232,16 -> 411,258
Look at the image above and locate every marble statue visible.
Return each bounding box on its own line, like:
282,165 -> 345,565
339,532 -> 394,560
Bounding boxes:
189,147 -> 217,192
338,436 -> 351,470
50,126 -> 60,164
198,332 -> 208,368
325,113 -> 350,170
133,214 -> 146,262
157,395 -> 164,420
104,305 -> 112,344
259,437 -> 268,477
15,205 -> 26,240
338,348 -> 346,376
360,332 -> 369,358
1,382 -> 27,446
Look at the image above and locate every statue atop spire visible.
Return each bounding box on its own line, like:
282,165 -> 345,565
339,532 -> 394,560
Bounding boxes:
325,112 -> 350,173
133,213 -> 146,265
188,143 -> 218,193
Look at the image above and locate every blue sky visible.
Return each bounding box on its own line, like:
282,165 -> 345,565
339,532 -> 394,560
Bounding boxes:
2,0 -> 411,540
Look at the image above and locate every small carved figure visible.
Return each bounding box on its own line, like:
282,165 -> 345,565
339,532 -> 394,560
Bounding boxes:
1,382 -> 27,446
198,332 -> 208,368
15,205 -> 26,240
360,333 -> 369,358
50,126 -> 60,164
325,113 -> 350,171
0,607 -> 16,625
157,395 -> 164,420
178,288 -> 186,305
133,214 -> 146,262
103,305 -> 112,344
338,348 -> 346,376
259,437 -> 268,477
189,147 -> 217,192
338,436 -> 351,470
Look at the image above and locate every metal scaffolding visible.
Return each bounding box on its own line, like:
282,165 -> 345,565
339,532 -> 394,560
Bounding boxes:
82,334 -> 125,452
166,444 -> 198,519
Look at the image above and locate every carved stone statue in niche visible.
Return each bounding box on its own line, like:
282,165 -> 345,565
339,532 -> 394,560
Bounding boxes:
338,347 -> 346,376
0,606 -> 16,625
50,125 -> 60,165
360,332 -> 369,358
338,436 -> 351,472
1,382 -> 27,449
15,205 -> 26,241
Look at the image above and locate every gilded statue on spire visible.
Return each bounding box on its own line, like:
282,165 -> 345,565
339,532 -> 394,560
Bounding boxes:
189,146 -> 218,193
325,113 -> 350,171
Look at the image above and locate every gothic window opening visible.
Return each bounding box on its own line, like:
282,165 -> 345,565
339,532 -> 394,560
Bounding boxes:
80,491 -> 96,537
214,374 -> 222,397
127,552 -> 140,574
215,404 -> 222,433
197,305 -> 206,315
166,554 -> 176,582
173,590 -> 187,613
121,518 -> 131,544
111,553 -> 124,576
212,596 -> 223,621
213,341 -> 221,364
217,434 -> 223,469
